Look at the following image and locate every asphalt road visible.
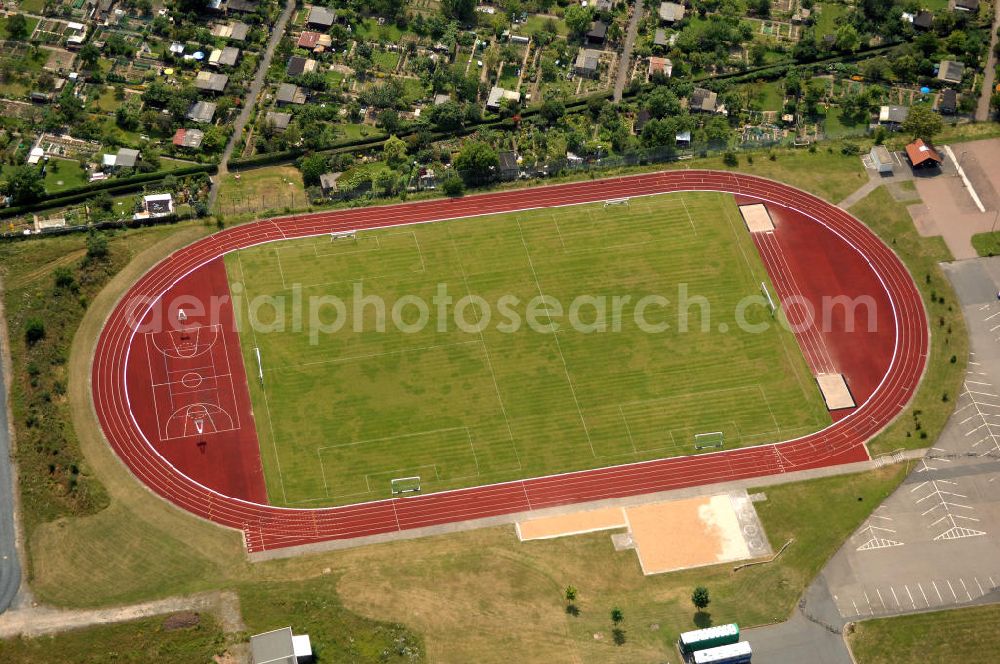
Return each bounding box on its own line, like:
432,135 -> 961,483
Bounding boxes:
0,325 -> 22,614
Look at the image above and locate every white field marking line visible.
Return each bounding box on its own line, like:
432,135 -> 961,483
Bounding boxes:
947,579 -> 957,601
311,233 -> 382,258
619,405 -> 638,455
933,581 -> 943,603
960,578 -> 972,601
275,232 -> 427,291
317,426 -> 471,452
679,194 -> 698,235
550,212 -> 566,249
447,229 -> 522,471
144,335 -> 170,441
274,246 -> 289,291
466,428 -> 481,476
517,219 -> 595,457
757,384 -> 781,433
918,583 -> 929,607
210,325 -> 242,431
316,449 -> 331,497
119,183 -> 909,515
236,251 -> 289,504
890,586 -> 900,608
905,585 -> 916,609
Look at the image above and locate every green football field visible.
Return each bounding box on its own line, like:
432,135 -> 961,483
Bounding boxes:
225,192 -> 830,507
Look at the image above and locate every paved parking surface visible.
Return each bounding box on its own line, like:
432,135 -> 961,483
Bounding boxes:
823,258 -> 1000,622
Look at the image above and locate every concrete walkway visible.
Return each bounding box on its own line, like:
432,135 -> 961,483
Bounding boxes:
208,0 -> 297,211
976,0 -> 1000,122
613,0 -> 643,102
836,175 -> 882,210
0,590 -> 245,639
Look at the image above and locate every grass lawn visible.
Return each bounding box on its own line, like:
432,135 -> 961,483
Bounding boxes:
373,49 -> 401,72
0,613 -> 225,663
226,192 -> 828,506
814,2 -> 848,40
849,186 -> 967,456
337,122 -> 377,140
523,14 -> 569,37
43,158 -> 88,193
848,604 -> 1000,664
972,231 -> 1000,257
14,0 -> 45,12
354,18 -> 404,42
0,15 -> 40,40
90,87 -> 124,113
216,165 -> 306,216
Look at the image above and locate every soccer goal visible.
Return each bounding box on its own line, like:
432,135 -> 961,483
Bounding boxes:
604,198 -> 631,208
694,431 -> 725,450
390,476 -> 422,496
330,231 -> 357,242
760,281 -> 777,316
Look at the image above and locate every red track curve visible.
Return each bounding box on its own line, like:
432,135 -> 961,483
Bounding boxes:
91,171 -> 928,552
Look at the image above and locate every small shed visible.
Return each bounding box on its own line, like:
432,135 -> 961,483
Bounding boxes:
937,60 -> 965,84
658,1 -> 685,23
869,145 -> 894,174
905,138 -> 943,169
586,21 -> 607,45
250,626 -> 313,664
306,5 -> 335,29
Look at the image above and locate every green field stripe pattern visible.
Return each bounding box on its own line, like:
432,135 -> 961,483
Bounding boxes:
225,192 -> 830,507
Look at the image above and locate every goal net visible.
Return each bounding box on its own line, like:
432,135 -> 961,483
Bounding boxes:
604,198 -> 630,208
390,476 -> 422,496
694,431 -> 725,450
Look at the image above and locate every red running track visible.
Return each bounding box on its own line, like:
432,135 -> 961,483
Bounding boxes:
91,171 -> 928,553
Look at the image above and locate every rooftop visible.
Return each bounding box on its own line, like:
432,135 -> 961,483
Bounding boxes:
307,5 -> 335,27
658,1 -> 685,22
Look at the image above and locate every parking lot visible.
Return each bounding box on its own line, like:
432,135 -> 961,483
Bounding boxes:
822,258 -> 1000,621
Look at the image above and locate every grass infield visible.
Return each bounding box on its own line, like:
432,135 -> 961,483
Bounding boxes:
226,192 -> 830,507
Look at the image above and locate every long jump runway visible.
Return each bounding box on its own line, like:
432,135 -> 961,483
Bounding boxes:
91,171 -> 929,553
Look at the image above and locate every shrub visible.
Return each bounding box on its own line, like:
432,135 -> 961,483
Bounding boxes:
24,319 -> 45,346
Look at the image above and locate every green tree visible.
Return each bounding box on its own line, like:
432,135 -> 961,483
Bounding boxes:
299,153 -> 330,187
79,43 -> 101,70
429,101 -> 465,131
835,24 -> 860,52
647,87 -> 680,119
6,14 -> 29,41
24,319 -> 45,346
1,165 -> 44,205
691,586 -> 711,611
565,586 -> 577,602
564,5 -> 593,37
901,104 -> 942,140
383,134 -> 408,167
442,172 -> 465,196
540,97 -> 565,123
454,140 -> 499,185
85,231 -> 109,262
441,0 -> 476,22
610,606 -> 624,624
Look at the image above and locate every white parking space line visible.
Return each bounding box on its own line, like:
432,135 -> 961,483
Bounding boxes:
933,581 -> 943,603
876,588 -> 886,610
864,591 -> 874,615
947,580 -> 957,600
960,578 -> 972,601
851,599 -> 860,616
976,577 -> 985,596
891,586 -> 900,608
905,585 -> 916,609
918,583 -> 929,607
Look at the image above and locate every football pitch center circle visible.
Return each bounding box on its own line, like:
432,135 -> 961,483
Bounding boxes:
92,171 -> 929,552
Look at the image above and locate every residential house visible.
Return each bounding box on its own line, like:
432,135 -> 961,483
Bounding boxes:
276,83 -> 306,105
937,88 -> 958,114
194,71 -> 229,93
249,627 -> 313,664
878,105 -> 909,127
298,31 -> 321,49
689,87 -> 718,113
186,100 -> 218,123
913,10 -> 933,29
286,56 -> 317,77
647,56 -> 672,79
265,111 -> 292,131
658,1 -> 685,23
951,0 -> 979,11
172,127 -> 205,148
209,46 -> 240,68
905,138 -> 943,168
306,5 -> 336,30
213,21 -> 249,41
486,86 -> 520,111
103,147 -> 140,170
573,49 -> 602,78
226,0 -> 258,13
586,21 -> 608,45
319,172 -> 341,195
498,151 -> 519,181
138,193 -> 174,218
937,59 -> 965,84
653,28 -> 668,48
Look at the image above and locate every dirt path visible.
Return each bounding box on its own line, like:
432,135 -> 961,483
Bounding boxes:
0,590 -> 245,638
613,0 -> 643,102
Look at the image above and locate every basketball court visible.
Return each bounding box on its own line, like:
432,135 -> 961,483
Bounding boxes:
144,321 -> 243,442
516,490 -> 772,575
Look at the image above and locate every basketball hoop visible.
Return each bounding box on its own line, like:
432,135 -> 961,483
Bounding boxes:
194,418 -> 204,435
177,309 -> 188,322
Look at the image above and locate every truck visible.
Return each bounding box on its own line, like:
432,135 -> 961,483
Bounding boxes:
678,623 -> 740,656
692,641 -> 752,664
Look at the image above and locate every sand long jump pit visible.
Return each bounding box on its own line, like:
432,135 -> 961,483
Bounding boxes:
517,491 -> 771,575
